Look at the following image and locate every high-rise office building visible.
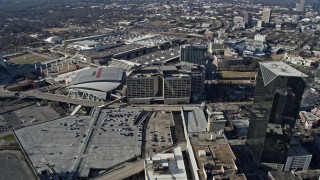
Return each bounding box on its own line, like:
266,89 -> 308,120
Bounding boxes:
247,61 -> 307,166
299,0 -> 306,11
127,74 -> 160,101
180,44 -> 207,65
126,63 -> 204,104
313,2 -> 320,12
163,74 -> 191,104
262,8 -> 271,24
244,12 -> 253,28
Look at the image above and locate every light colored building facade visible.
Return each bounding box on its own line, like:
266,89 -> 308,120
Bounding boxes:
145,146 -> 188,180
284,146 -> 312,171
163,74 -> 191,104
262,8 -> 271,24
127,74 -> 159,104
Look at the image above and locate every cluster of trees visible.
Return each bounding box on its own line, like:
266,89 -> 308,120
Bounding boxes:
0,0 -> 156,51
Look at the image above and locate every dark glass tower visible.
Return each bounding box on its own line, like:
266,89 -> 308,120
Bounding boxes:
247,61 -> 307,165
244,13 -> 253,28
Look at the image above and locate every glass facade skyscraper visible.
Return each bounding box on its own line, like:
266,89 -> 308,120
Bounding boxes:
247,61 -> 307,166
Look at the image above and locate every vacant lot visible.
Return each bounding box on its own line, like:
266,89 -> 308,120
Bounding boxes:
0,134 -> 16,142
0,150 -> 35,180
8,53 -> 50,64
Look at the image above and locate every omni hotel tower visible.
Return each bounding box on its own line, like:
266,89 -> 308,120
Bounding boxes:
247,61 -> 307,168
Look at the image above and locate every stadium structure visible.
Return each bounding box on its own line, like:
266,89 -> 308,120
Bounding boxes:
66,66 -> 126,101
0,53 -> 41,87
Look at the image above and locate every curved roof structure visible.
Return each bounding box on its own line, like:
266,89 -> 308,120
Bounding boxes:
66,66 -> 126,101
45,36 -> 62,43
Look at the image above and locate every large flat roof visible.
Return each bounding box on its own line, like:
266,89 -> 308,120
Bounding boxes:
182,107 -> 207,133
14,108 -> 144,179
72,40 -> 100,47
145,146 -> 187,180
83,44 -> 145,59
129,47 -> 180,64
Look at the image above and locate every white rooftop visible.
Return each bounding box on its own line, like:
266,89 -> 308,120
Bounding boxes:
73,40 -> 100,47
259,61 -> 307,86
145,146 -> 188,180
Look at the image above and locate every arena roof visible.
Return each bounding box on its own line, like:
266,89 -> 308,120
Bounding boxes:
66,66 -> 126,101
69,66 -> 125,85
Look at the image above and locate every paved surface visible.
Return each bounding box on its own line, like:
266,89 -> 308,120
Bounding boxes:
0,150 -> 36,180
14,108 -> 144,179
20,91 -> 104,107
95,159 -> 144,180
145,111 -> 174,157
96,143 -> 187,180
0,102 -> 60,134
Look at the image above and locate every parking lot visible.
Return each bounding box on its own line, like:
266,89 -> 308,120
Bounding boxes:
145,111 -> 174,157
14,108 -> 145,178
0,101 -> 60,133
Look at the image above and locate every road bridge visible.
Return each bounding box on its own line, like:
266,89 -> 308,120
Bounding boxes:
20,91 -> 104,107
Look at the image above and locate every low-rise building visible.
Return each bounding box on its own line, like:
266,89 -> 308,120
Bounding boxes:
207,111 -> 227,133
145,146 -> 188,180
188,133 -> 246,180
208,42 -> 224,55
213,55 -> 245,70
254,34 -> 267,42
70,40 -> 101,50
299,111 -> 320,129
283,53 -> 314,67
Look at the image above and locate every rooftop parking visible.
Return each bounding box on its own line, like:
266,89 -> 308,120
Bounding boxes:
14,108 -> 144,179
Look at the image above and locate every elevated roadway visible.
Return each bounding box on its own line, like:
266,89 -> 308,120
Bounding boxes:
20,91 -> 104,107
94,160 -> 144,180
95,143 -> 186,180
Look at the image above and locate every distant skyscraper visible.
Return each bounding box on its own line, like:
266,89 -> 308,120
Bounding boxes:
244,12 -> 253,28
256,20 -> 263,28
296,3 -> 301,10
313,2 -> 320,12
247,62 -> 307,167
180,44 -> 207,65
262,8 -> 271,24
299,0 -> 306,11
233,16 -> 245,28
0,53 -> 5,69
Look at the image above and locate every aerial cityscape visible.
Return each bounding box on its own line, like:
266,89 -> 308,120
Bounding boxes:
0,0 -> 320,179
